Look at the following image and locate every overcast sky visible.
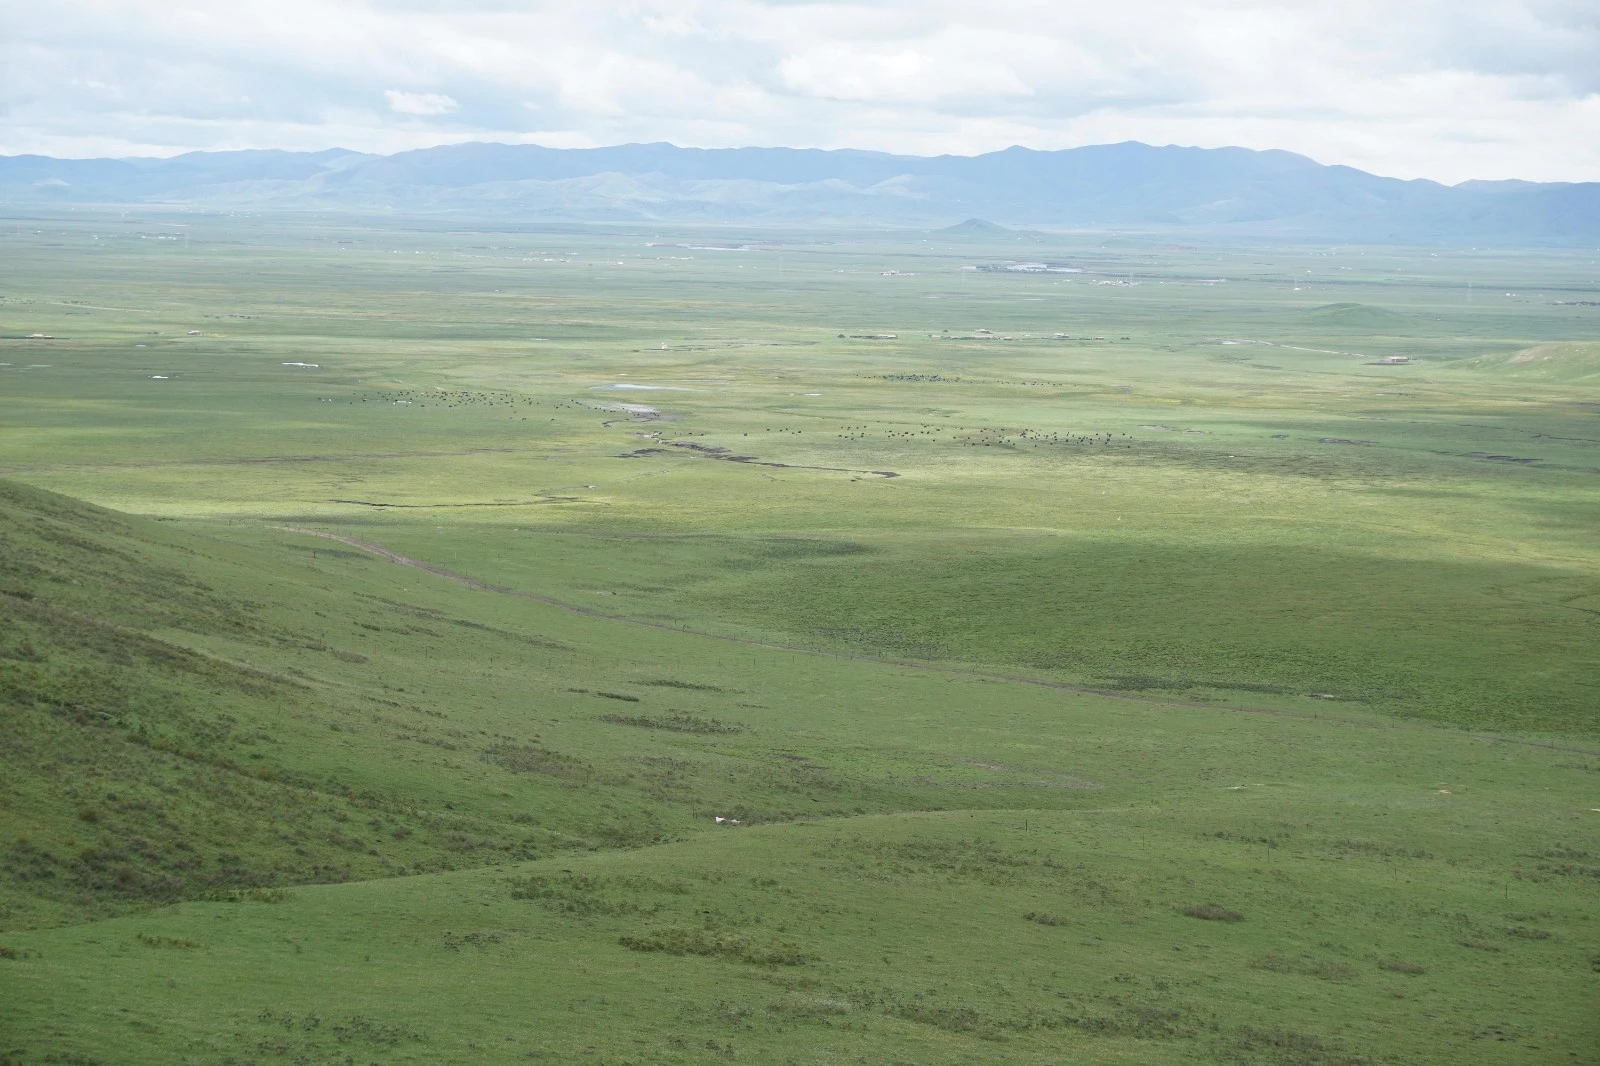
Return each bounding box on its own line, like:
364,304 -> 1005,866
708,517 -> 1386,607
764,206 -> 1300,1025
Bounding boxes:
3,0 -> 1596,183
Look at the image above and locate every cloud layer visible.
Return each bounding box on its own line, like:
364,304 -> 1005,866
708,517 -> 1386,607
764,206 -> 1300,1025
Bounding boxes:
3,0 -> 1596,182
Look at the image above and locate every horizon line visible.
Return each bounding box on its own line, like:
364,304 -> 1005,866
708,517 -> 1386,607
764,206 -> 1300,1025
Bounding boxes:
2,138 -> 1588,189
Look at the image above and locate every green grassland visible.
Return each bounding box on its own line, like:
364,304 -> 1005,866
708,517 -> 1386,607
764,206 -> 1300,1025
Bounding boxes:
0,214 -> 1597,1064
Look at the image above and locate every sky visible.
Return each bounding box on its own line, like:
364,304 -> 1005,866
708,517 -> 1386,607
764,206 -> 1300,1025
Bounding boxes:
2,0 -> 1597,183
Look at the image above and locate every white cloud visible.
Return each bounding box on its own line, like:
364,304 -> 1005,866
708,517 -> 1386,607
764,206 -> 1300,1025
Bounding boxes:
384,90 -> 458,115
0,0 -> 1595,182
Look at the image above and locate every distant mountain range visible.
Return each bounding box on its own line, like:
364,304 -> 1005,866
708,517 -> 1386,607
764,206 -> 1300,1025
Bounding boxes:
2,141 -> 1595,243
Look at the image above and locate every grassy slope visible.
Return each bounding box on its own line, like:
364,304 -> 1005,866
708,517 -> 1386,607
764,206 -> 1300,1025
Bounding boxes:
0,478 -> 595,928
1,218 -> 1598,1063
1455,341 -> 1600,382
8,810 -> 1599,1066
1,480 -> 1597,1065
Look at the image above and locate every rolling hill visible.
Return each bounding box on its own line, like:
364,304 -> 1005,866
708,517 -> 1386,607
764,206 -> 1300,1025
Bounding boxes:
1454,341 -> 1600,381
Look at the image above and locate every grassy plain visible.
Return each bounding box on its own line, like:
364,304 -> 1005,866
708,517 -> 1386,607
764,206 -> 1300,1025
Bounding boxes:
0,213 -> 1597,1064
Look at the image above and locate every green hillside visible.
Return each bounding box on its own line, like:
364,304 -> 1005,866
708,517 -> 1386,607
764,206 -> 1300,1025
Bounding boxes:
3,480 -> 1597,1065
1455,341 -> 1600,382
0,478 -> 576,927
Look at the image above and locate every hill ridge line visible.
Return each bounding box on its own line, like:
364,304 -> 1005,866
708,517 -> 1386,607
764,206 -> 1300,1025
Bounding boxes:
7,140 -> 1595,241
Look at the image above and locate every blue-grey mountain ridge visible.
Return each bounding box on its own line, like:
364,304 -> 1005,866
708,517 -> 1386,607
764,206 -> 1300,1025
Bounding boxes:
2,140 -> 1594,243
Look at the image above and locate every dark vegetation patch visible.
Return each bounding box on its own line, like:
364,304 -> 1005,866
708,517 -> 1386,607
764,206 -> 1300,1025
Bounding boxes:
841,987 -> 1203,1043
194,887 -> 296,903
620,927 -> 809,966
641,679 -> 724,691
1376,957 -> 1426,975
599,713 -> 748,735
594,691 -> 641,703
816,835 -> 1090,892
1504,925 -> 1551,940
1023,911 -> 1071,926
1183,903 -> 1244,922
759,996 -> 853,1023
1235,1026 -> 1375,1066
480,741 -> 591,780
1250,953 -> 1354,981
252,1010 -> 426,1055
511,873 -> 639,916
1519,843 -> 1600,881
136,933 -> 202,949
811,626 -> 947,660
509,872 -> 686,916
1321,838 -> 1430,860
